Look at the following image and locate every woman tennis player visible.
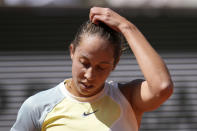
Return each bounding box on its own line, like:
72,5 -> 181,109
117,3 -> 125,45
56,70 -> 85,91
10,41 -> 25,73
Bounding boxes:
11,7 -> 173,131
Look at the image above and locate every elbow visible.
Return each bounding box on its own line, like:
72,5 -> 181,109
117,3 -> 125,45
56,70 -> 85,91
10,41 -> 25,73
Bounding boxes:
159,80 -> 174,98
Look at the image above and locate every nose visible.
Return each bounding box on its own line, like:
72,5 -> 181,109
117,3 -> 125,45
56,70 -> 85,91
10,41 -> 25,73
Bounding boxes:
84,67 -> 95,80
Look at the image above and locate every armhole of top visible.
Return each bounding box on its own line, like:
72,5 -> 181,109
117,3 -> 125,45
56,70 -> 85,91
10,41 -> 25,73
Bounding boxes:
112,81 -> 135,113
108,81 -> 139,129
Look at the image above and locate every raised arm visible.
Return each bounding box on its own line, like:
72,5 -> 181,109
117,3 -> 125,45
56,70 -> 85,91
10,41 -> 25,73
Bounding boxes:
89,7 -> 173,116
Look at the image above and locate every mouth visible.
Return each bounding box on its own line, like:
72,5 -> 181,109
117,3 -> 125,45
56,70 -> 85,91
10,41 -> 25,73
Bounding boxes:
80,82 -> 94,89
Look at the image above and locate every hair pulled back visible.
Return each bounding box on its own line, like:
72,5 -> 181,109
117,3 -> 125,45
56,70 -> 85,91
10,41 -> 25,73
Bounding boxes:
71,21 -> 124,66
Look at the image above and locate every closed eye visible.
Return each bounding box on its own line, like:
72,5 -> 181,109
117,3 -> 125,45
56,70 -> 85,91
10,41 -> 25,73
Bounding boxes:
82,62 -> 90,68
96,66 -> 105,71
79,59 -> 90,69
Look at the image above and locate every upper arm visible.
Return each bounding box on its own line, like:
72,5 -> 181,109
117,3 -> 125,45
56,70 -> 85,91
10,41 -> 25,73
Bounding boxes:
120,79 -> 173,114
11,97 -> 39,131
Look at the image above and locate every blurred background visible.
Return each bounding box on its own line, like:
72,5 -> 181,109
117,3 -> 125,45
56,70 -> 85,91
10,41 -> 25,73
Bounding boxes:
0,0 -> 197,131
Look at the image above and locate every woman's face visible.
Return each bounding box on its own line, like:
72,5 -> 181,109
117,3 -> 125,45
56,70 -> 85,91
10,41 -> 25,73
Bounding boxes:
70,35 -> 115,97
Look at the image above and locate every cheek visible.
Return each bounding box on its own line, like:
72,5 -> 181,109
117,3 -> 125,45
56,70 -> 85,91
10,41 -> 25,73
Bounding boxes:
72,60 -> 84,79
96,70 -> 111,81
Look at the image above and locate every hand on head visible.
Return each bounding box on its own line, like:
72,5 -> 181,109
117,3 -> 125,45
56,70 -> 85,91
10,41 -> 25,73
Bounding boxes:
89,7 -> 130,33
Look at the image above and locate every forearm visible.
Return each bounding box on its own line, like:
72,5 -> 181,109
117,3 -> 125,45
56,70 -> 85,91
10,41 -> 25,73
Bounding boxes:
89,6 -> 173,91
120,23 -> 173,92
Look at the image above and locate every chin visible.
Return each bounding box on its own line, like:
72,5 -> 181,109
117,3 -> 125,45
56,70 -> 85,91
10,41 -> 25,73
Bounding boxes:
78,88 -> 98,97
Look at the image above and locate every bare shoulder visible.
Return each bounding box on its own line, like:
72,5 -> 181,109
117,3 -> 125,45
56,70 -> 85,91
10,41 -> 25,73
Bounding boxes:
118,79 -> 145,112
118,79 -> 144,98
118,79 -> 145,126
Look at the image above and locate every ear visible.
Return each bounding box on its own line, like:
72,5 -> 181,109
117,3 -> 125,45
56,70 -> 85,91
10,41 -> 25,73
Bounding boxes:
70,44 -> 74,60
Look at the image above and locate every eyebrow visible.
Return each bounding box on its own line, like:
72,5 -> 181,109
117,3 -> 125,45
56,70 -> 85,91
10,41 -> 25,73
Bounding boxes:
80,54 -> 114,65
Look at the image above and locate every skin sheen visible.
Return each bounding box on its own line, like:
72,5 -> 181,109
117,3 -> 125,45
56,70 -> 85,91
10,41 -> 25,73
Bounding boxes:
69,35 -> 115,97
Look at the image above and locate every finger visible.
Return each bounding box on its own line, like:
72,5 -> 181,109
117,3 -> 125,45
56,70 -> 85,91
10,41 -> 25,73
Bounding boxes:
93,15 -> 120,33
89,7 -> 101,22
89,7 -> 109,22
92,15 -> 104,25
92,14 -> 117,31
